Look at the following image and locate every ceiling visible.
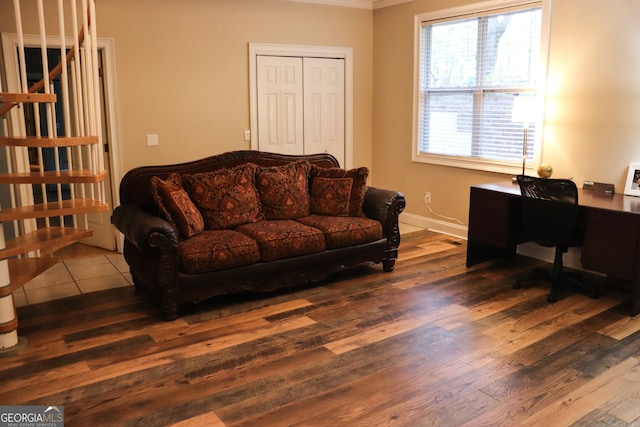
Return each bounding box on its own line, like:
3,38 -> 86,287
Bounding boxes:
290,0 -> 414,10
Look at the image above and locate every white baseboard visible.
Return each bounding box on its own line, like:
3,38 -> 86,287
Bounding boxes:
400,212 -> 468,240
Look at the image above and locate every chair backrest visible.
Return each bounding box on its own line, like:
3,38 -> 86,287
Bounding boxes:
516,175 -> 582,248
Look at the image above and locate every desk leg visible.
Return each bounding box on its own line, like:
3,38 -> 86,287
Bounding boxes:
466,187 -> 521,267
631,282 -> 640,316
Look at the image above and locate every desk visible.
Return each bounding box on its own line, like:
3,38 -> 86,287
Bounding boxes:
467,181 -> 640,315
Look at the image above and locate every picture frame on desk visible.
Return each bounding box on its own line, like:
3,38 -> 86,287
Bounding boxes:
624,196 -> 640,212
624,162 -> 640,196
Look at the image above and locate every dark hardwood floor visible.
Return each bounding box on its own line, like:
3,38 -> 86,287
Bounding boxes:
3,230 -> 640,426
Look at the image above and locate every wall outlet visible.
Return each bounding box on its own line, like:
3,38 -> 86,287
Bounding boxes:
425,191 -> 431,204
146,134 -> 159,146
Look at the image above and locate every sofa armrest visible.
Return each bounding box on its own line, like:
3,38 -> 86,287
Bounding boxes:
362,186 -> 406,247
111,204 -> 179,253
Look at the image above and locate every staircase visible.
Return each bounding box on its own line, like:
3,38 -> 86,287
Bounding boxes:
0,0 -> 108,354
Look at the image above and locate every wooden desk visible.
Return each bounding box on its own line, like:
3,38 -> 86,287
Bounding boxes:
467,181 -> 640,315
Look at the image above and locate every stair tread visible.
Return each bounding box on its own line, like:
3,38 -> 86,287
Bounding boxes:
0,227 -> 93,261
0,170 -> 107,184
0,92 -> 56,103
0,199 -> 109,221
0,227 -> 95,294
1,258 -> 58,296
0,136 -> 99,147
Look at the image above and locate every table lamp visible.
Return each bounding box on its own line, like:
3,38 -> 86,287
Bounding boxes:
512,95 -> 536,175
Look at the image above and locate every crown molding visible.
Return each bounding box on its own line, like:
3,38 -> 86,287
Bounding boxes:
289,0 -> 413,10
372,0 -> 413,9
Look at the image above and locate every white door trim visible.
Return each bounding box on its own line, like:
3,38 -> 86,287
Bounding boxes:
1,33 -> 124,252
249,43 -> 354,168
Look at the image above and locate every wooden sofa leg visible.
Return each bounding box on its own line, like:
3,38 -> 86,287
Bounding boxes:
382,259 -> 395,272
161,302 -> 179,321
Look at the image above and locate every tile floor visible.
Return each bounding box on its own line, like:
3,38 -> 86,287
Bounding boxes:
12,252 -> 132,307
13,222 -> 424,307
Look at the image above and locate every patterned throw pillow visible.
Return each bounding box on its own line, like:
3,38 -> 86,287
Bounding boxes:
309,165 -> 369,217
255,160 -> 311,220
182,163 -> 263,230
151,173 -> 204,238
310,176 -> 353,216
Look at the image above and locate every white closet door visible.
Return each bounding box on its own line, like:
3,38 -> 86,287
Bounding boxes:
256,56 -> 304,155
303,57 -> 345,166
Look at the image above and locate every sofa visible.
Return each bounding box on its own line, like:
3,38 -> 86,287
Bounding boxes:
111,150 -> 406,320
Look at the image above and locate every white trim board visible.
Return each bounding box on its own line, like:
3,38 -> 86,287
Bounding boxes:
401,212 -> 468,240
288,0 -> 413,9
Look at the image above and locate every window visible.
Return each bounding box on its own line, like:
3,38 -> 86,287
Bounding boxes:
413,1 -> 548,173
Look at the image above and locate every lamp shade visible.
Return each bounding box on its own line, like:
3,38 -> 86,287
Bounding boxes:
512,96 -> 536,126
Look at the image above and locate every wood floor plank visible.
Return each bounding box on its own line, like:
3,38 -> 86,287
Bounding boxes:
598,314 -> 640,340
170,411 -> 226,427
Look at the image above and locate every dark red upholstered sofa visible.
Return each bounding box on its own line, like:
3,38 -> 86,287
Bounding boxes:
111,150 -> 405,320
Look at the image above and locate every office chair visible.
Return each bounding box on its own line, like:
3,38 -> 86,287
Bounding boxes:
515,175 -> 598,302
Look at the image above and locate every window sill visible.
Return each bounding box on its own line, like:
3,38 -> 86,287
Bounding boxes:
412,152 -> 536,175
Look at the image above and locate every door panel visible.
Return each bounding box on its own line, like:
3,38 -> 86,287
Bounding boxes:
303,57 -> 345,166
257,56 -> 304,155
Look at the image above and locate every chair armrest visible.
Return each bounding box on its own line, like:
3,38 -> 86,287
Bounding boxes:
362,186 -> 406,247
111,204 -> 179,253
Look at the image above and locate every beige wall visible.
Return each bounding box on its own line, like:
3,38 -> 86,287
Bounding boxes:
373,0 -> 640,232
0,0 -> 373,176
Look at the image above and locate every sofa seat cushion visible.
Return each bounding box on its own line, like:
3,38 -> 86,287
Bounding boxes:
235,220 -> 326,261
179,230 -> 261,274
296,215 -> 383,249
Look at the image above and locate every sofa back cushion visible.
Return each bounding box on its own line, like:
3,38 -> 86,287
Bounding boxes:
255,160 -> 311,220
182,163 -> 264,229
151,173 -> 205,238
309,166 -> 369,217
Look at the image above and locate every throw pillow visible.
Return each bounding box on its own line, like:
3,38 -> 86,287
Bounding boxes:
310,176 -> 353,216
310,165 -> 369,217
151,173 -> 205,238
182,163 -> 263,229
255,160 -> 311,220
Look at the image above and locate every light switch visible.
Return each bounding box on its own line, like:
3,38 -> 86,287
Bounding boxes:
244,130 -> 251,141
146,134 -> 159,146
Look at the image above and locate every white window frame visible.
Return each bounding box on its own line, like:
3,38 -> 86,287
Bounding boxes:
411,0 -> 551,174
